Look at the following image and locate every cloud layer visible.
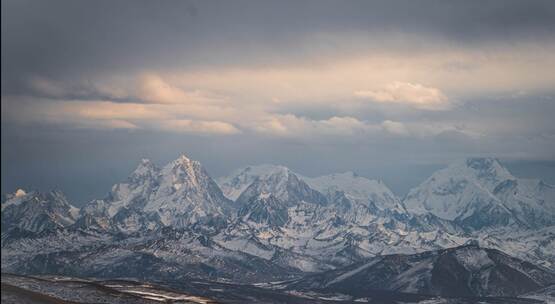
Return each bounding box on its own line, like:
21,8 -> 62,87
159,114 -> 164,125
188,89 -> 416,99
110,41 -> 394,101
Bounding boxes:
355,82 -> 449,110
5,38 -> 555,139
2,0 -> 555,203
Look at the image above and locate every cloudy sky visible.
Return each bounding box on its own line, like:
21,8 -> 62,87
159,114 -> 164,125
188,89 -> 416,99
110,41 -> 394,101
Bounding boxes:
2,0 -> 555,205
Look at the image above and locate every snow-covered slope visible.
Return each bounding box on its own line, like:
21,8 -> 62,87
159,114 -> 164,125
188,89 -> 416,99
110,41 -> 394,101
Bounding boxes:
494,178 -> 555,228
236,193 -> 289,227
1,190 -> 79,234
219,166 -> 404,213
403,157 -> 555,230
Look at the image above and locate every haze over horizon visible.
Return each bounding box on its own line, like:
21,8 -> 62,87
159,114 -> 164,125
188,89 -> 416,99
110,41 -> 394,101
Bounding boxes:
2,0 -> 555,204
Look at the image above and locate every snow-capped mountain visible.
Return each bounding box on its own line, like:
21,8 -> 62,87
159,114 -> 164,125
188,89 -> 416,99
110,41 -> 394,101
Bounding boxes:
283,244 -> 555,298
1,189 -> 79,234
303,171 -> 407,214
217,165 -> 290,201
2,154 -> 555,289
215,165 -> 472,272
218,165 -> 405,213
403,157 -> 555,231
79,154 -> 233,233
235,168 -> 327,207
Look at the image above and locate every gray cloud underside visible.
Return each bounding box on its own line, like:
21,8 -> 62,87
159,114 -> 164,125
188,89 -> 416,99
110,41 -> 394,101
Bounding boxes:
3,0 -> 555,89
2,0 -> 555,202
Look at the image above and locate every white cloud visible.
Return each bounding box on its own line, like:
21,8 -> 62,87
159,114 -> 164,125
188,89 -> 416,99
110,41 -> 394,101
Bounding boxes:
95,119 -> 139,130
55,117 -> 140,131
10,43 -> 551,141
67,102 -> 168,120
3,93 -> 492,141
355,82 -> 449,110
251,115 -> 481,140
28,77 -> 66,97
158,119 -> 240,135
381,120 -> 409,135
379,119 -> 484,138
253,114 -> 378,137
410,123 -> 484,139
137,73 -> 191,104
1,97 -> 238,134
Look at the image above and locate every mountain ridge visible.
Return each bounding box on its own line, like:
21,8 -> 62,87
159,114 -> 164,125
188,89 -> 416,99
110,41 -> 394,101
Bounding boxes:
2,154 -> 554,289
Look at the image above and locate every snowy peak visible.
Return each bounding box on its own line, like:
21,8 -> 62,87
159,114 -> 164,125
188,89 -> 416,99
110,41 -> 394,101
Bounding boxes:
145,153 -> 231,214
303,172 -> 404,213
219,165 -> 405,213
235,168 -> 327,207
129,158 -> 159,182
403,157 -> 555,230
79,153 -> 233,232
156,154 -> 205,194
160,154 -> 208,190
156,153 -> 207,193
168,153 -> 199,171
466,157 -> 507,173
447,157 -> 513,191
2,189 -> 31,211
99,158 -> 162,216
1,189 -> 79,233
217,164 -> 289,200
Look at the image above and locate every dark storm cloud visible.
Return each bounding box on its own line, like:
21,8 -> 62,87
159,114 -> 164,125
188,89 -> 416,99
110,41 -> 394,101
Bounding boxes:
2,0 -> 555,93
2,0 -> 555,203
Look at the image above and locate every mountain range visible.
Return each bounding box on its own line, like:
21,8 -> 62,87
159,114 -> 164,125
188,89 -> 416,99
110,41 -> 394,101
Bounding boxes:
2,153 -> 554,302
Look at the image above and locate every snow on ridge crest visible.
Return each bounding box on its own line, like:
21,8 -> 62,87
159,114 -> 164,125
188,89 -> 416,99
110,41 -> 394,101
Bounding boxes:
2,189 -> 33,211
14,189 -> 27,198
